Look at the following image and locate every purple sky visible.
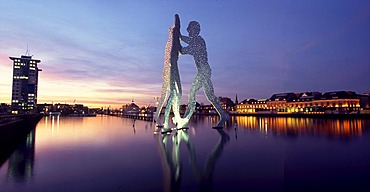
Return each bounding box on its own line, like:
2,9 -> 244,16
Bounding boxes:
0,0 -> 369,108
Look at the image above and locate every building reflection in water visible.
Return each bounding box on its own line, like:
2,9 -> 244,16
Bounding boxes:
6,129 -> 36,182
233,116 -> 365,139
155,128 -> 229,192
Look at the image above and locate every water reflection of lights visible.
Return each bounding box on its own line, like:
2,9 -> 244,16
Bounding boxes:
234,116 -> 365,138
258,118 -> 269,136
190,127 -> 197,136
155,128 -> 229,191
45,116 -> 60,136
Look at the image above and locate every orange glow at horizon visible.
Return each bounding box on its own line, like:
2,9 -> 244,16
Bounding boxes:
0,54 -> 160,109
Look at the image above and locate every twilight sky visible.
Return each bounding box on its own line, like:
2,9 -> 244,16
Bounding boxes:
0,0 -> 369,108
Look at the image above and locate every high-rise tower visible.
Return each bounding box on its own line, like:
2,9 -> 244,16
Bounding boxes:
9,55 -> 41,114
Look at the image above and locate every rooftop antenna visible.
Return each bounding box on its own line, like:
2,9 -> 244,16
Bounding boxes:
25,44 -> 29,56
25,44 -> 32,56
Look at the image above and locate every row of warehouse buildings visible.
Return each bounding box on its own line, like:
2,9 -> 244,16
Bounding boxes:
234,91 -> 369,114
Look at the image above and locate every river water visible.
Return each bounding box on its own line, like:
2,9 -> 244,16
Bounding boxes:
0,115 -> 369,192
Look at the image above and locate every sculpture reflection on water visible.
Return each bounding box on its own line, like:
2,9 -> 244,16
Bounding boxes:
155,128 -> 230,192
155,14 -> 229,131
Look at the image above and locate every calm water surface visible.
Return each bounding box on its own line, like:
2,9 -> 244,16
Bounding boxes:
1,115 -> 369,192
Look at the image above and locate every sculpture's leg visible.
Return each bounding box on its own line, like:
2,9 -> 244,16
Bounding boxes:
184,74 -> 202,119
171,81 -> 182,127
163,93 -> 173,130
178,74 -> 201,128
155,87 -> 169,126
172,95 -> 181,127
203,77 -> 230,128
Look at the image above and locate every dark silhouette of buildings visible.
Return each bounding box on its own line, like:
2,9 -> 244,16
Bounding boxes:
37,103 -> 92,116
0,103 -> 11,115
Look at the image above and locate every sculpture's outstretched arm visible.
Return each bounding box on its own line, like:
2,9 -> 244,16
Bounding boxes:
180,35 -> 191,44
180,45 -> 191,55
180,35 -> 191,55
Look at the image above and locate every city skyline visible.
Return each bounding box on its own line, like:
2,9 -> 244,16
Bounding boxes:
1,1 -> 369,108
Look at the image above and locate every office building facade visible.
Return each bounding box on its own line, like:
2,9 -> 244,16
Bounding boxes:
10,55 -> 41,114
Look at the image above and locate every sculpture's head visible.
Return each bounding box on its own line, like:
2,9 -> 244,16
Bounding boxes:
187,21 -> 200,37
